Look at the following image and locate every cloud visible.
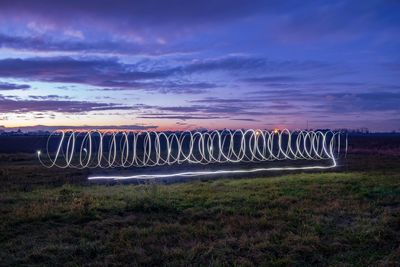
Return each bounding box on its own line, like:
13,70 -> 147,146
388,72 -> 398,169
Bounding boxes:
0,82 -> 30,90
0,56 -> 178,89
99,81 -> 217,94
0,57 -> 220,94
0,124 -> 158,132
241,76 -> 299,83
0,56 -> 330,84
137,114 -> 225,120
28,95 -> 71,100
182,57 -> 330,74
150,104 -> 258,117
250,89 -> 400,113
136,99 -> 301,121
189,97 -> 296,110
0,56 -> 333,94
4,1 -> 392,44
0,95 -> 132,113
230,118 -> 260,122
0,57 -> 171,82
190,97 -> 261,104
0,1 -> 397,131
0,1 -> 273,56
260,1 -> 400,44
0,1 -> 398,56
0,0 -> 267,26
324,92 -> 400,112
0,33 -> 169,55
186,90 -> 400,120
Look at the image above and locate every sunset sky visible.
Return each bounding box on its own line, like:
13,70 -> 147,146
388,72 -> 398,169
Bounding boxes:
0,0 -> 399,131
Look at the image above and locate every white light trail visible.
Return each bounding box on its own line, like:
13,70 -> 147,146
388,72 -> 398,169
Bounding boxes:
38,129 -> 344,180
88,164 -> 337,180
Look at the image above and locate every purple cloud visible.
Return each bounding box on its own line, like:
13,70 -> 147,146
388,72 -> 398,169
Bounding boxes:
0,1 -> 399,131
0,0 -> 267,26
0,124 -> 158,132
137,114 -> 225,120
242,76 -> 299,83
28,95 -> 71,100
182,57 -> 331,74
0,56 -> 334,94
0,95 -> 131,113
0,57 -> 169,81
0,82 -> 30,90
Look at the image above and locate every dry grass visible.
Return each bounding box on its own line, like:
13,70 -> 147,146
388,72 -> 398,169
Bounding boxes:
0,153 -> 399,266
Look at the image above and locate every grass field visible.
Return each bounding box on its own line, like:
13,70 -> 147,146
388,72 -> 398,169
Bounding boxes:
0,151 -> 399,266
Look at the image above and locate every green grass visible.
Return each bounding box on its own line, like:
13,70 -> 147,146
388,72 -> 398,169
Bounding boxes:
1,169 -> 399,266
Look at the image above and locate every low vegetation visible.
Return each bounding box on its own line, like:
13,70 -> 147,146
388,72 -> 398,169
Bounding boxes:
1,153 -> 399,266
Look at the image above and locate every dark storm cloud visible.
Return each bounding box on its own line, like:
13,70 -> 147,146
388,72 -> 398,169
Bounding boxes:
0,82 -> 30,90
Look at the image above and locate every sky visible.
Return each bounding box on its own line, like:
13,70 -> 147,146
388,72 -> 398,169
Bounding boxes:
0,0 -> 399,132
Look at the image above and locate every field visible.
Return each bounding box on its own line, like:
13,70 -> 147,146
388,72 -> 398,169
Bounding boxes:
0,134 -> 399,266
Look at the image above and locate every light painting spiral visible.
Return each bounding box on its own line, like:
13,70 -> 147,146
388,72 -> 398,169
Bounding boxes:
37,129 -> 345,179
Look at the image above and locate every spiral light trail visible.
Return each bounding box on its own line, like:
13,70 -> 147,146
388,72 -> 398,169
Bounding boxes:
37,129 -> 344,180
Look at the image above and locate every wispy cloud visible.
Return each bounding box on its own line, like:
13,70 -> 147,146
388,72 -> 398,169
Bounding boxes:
0,95 -> 132,113
182,57 -> 331,74
0,124 -> 158,132
0,56 -> 334,94
0,1 -> 399,130
28,95 -> 71,100
137,114 -> 225,120
241,76 -> 300,83
0,82 -> 30,90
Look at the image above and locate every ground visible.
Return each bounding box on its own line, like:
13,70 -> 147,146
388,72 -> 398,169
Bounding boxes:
0,149 -> 399,266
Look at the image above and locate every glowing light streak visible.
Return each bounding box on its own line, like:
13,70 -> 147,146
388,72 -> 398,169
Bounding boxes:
88,163 -> 337,180
38,129 -> 344,180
